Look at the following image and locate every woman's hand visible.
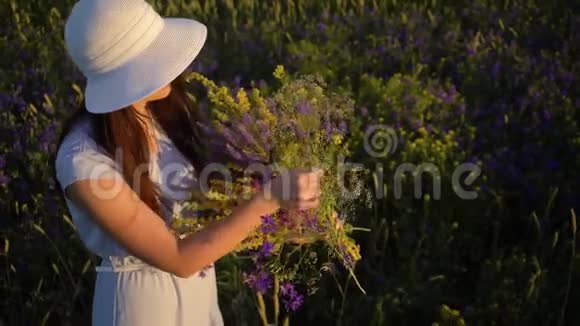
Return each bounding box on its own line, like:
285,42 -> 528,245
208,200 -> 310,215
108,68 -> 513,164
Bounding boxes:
260,167 -> 324,211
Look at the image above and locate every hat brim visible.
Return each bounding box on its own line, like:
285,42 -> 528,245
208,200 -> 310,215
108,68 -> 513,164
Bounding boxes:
85,18 -> 207,114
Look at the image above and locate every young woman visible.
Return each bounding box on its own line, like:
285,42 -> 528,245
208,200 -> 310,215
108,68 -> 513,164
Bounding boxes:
55,0 -> 323,325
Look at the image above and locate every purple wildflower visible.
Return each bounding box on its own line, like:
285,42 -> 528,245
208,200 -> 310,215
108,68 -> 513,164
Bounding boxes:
282,294 -> 304,311
323,116 -> 333,138
290,121 -> 307,139
438,87 -> 457,104
305,215 -> 323,232
225,144 -> 244,161
338,244 -> 355,269
39,124 -> 56,152
280,282 -> 305,312
280,282 -> 295,296
241,112 -> 253,125
296,101 -> 312,114
338,121 -> 348,134
260,241 -> 274,256
0,155 -> 5,169
256,121 -> 273,148
277,209 -> 294,227
260,214 -> 278,234
237,125 -> 255,145
221,127 -> 238,145
243,271 -> 273,294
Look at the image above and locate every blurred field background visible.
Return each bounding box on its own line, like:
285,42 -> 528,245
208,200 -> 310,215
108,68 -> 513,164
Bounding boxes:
1,0 -> 579,325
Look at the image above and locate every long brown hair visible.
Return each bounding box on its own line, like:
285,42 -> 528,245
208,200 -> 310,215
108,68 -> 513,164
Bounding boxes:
55,72 -> 239,215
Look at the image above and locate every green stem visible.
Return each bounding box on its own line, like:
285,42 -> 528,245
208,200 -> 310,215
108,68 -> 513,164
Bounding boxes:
256,292 -> 269,326
348,267 -> 367,295
282,316 -> 290,326
337,274 -> 351,326
349,227 -> 371,232
274,276 -> 280,326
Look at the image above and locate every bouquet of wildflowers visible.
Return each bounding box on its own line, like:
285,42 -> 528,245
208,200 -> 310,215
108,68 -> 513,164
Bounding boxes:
171,66 -> 368,323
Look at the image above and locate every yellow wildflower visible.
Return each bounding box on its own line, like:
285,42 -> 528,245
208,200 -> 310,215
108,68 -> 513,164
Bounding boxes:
273,65 -> 286,80
236,88 -> 251,113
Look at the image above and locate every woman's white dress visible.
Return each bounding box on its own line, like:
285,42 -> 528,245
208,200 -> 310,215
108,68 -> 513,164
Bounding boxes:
55,116 -> 224,325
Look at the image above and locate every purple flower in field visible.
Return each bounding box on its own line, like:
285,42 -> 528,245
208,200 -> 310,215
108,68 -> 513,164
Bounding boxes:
438,87 -> 457,104
318,22 -> 326,31
225,144 -> 244,161
260,214 -> 278,234
288,121 -> 306,139
338,121 -> 348,134
338,244 -> 355,269
305,215 -> 323,232
260,241 -> 274,256
241,112 -> 253,125
222,127 -> 238,145
296,101 -> 311,114
256,121 -> 272,143
39,123 -> 56,152
277,209 -> 295,227
238,125 -> 255,145
243,270 -> 272,294
323,116 -> 333,137
280,282 -> 304,312
0,155 -> 6,169
280,282 -> 295,296
284,294 -> 304,312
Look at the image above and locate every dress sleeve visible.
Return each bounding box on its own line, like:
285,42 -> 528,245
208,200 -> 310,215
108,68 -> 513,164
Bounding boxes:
55,129 -> 125,199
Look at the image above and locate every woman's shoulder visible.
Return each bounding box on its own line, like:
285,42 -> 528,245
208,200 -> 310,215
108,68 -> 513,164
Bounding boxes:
54,116 -> 122,191
56,117 -> 99,160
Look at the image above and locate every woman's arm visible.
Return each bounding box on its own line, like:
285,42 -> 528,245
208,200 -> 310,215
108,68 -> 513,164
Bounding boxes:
65,168 -> 321,278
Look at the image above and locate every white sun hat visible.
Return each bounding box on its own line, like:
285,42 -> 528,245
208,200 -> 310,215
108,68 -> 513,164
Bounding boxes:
64,0 -> 207,114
